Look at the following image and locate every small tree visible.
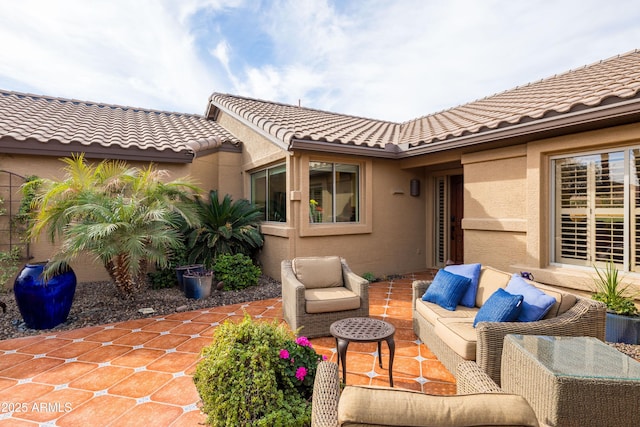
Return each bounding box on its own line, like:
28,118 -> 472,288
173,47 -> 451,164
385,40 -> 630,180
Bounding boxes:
24,154 -> 201,297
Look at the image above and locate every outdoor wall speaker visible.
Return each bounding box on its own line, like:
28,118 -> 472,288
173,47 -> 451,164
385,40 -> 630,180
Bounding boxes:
410,179 -> 420,197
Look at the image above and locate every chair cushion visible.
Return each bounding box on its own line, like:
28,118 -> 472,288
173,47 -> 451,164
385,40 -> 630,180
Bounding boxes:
473,288 -> 523,327
415,299 -> 478,326
475,266 -> 513,307
422,269 -> 471,311
445,263 -> 481,308
292,256 -> 343,289
305,287 -> 360,314
338,385 -> 539,427
434,317 -> 477,360
505,274 -> 556,322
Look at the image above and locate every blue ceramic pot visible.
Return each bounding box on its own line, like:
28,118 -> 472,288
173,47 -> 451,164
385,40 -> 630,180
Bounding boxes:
175,264 -> 204,291
14,262 -> 77,330
183,273 -> 213,299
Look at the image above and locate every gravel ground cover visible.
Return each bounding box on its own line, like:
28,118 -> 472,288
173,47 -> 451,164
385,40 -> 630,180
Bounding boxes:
0,275 -> 281,341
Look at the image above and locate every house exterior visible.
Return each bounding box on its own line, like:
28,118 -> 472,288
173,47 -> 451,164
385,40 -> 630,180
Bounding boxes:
1,50 -> 640,298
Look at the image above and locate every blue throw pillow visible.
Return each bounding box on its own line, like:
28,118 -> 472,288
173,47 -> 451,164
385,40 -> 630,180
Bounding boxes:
422,269 -> 471,311
505,274 -> 556,322
473,288 -> 523,327
445,263 -> 481,307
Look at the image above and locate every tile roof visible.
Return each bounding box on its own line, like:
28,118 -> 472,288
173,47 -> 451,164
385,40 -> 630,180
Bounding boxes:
210,50 -> 640,154
0,90 -> 241,162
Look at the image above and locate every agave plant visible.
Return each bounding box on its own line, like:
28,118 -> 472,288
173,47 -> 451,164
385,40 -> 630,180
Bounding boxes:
184,190 -> 264,268
592,259 -> 638,316
24,154 -> 201,297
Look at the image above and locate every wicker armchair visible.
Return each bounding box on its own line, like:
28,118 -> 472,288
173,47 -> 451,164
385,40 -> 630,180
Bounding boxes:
282,256 -> 369,338
311,361 -> 539,427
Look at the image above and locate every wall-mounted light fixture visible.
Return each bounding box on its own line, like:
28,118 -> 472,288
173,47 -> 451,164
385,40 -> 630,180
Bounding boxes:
410,179 -> 420,197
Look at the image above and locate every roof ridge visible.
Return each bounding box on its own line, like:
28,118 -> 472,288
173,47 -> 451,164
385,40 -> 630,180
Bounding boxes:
0,89 -> 204,118
210,92 -> 400,125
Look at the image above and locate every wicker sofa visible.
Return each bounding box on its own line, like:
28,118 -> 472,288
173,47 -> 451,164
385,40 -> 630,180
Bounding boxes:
282,256 -> 369,338
311,360 -> 539,427
412,266 -> 607,385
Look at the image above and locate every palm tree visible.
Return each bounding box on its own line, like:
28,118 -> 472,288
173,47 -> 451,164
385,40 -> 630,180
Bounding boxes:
184,190 -> 264,268
24,154 -> 201,297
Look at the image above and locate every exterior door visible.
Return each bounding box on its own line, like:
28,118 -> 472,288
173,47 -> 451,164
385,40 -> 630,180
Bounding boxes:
449,175 -> 464,264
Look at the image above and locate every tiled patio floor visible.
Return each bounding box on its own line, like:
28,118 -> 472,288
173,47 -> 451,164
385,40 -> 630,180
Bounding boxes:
0,271 -> 453,426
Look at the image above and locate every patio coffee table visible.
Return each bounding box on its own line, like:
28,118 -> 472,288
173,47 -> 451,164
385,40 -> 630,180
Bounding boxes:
501,334 -> 640,427
330,317 -> 396,387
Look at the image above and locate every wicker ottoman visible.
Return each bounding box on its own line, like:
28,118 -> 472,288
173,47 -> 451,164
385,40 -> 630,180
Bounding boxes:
501,335 -> 640,427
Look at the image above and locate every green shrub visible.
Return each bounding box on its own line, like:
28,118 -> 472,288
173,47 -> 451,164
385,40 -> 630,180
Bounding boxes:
214,253 -> 261,290
193,314 -> 323,426
592,259 -> 638,316
362,272 -> 376,283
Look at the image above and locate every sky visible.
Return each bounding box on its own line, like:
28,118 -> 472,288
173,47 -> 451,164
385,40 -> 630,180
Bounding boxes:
0,0 -> 638,123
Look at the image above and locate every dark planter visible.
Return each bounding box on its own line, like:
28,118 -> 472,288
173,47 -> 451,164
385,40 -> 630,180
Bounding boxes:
183,273 -> 213,300
14,262 -> 77,330
605,312 -> 640,344
175,264 -> 204,290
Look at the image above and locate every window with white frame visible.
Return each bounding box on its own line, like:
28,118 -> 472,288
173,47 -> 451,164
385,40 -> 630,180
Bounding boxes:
552,149 -> 639,270
309,161 -> 359,223
251,164 -> 286,222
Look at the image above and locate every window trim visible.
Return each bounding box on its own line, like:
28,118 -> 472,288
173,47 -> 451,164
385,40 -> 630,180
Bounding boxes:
299,154 -> 372,237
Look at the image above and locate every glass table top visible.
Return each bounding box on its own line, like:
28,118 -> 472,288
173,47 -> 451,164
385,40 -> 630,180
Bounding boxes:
506,335 -> 640,380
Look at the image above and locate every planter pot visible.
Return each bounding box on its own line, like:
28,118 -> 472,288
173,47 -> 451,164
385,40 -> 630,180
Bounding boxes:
175,264 -> 204,291
183,274 -> 213,300
13,262 -> 77,330
605,312 -> 640,344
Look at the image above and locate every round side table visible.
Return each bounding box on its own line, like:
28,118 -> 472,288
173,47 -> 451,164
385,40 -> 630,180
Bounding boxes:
330,317 -> 396,387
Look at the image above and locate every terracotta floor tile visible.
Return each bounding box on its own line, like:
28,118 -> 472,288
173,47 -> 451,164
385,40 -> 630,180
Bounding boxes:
46,340 -> 102,359
84,328 -> 133,343
386,306 -> 412,317
0,419 -> 38,426
394,327 -> 418,341
0,377 -> 18,392
139,320 -> 181,333
12,388 -> 93,423
189,312 -> 229,324
69,365 -> 134,391
111,348 -> 165,368
422,381 -> 457,395
421,359 -> 456,383
112,331 -> 161,346
151,375 -> 200,405
54,326 -> 104,340
0,383 -> 54,403
394,341 -> 420,357
175,336 -> 212,353
343,353 -> 375,374
206,304 -> 241,314
76,344 -> 131,363
32,361 -> 97,385
144,334 -> 190,350
0,352 -> 33,371
170,409 -> 207,426
368,305 -> 387,316
164,311 -> 208,321
418,343 -> 438,360
0,357 -> 65,379
56,395 -> 136,426
167,322 -> 210,336
18,338 -> 73,355
147,352 -> 199,373
108,370 -> 173,398
113,318 -> 157,330
376,355 -> 420,379
0,336 -> 44,351
110,401 -> 184,427
342,372 -> 372,386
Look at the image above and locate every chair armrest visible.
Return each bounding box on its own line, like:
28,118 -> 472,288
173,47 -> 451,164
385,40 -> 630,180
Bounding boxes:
281,260 -> 307,323
455,361 -> 503,394
311,362 -> 341,427
412,280 -> 431,309
476,296 -> 606,385
341,259 -> 369,297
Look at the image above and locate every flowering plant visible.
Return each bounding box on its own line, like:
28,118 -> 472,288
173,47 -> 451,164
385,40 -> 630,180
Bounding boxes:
278,336 -> 326,398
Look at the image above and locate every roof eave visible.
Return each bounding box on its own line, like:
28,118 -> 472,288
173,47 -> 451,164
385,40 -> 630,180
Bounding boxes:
397,98 -> 640,157
289,139 -> 400,158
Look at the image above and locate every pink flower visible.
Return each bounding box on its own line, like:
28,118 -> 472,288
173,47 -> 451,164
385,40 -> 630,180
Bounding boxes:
322,355 -> 327,361
279,349 -> 289,359
295,336 -> 312,348
295,366 -> 308,381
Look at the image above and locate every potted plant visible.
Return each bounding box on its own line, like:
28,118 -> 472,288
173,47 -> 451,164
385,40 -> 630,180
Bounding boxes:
193,314 -> 324,426
592,259 -> 640,344
182,269 -> 213,299
175,264 -> 204,291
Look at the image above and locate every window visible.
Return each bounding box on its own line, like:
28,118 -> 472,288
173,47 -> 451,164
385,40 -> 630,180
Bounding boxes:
309,162 -> 359,223
553,150 -> 634,269
251,164 -> 286,222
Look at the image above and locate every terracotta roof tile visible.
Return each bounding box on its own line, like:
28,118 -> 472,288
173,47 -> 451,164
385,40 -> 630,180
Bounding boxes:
0,90 -> 240,160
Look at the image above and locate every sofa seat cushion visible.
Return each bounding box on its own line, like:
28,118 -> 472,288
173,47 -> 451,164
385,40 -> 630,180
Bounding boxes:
415,299 -> 478,326
434,318 -> 477,360
338,385 -> 538,427
292,256 -> 343,289
305,287 -> 360,314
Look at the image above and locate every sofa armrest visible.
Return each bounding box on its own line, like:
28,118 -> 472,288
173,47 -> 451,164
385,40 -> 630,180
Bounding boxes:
476,296 -> 606,385
311,362 -> 341,427
456,361 -> 503,394
281,260 -> 307,322
412,280 -> 431,309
